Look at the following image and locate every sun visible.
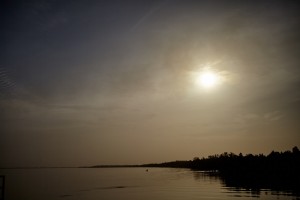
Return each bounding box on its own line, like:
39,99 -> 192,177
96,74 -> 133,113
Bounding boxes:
196,71 -> 219,88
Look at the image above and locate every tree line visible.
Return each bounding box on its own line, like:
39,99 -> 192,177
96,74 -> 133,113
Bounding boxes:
142,146 -> 300,194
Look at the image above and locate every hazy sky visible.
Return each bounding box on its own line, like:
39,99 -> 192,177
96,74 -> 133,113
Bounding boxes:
1,0 -> 300,167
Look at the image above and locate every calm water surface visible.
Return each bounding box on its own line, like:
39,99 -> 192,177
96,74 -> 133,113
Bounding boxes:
0,168 -> 298,200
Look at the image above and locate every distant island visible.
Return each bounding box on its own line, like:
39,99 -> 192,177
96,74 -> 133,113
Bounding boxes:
86,146 -> 300,195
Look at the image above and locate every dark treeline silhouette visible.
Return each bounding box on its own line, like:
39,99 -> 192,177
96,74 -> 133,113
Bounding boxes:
142,147 -> 300,171
192,146 -> 300,195
142,147 -> 300,196
141,160 -> 191,168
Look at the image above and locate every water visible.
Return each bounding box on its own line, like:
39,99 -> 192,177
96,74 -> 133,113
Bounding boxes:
0,168 -> 298,200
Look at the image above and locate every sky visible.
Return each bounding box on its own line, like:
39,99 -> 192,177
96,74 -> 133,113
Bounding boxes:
1,0 -> 300,167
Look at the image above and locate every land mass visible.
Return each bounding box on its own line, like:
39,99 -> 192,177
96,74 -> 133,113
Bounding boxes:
87,146 -> 300,195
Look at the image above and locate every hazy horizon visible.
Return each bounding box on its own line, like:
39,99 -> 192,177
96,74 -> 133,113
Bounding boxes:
1,0 -> 300,167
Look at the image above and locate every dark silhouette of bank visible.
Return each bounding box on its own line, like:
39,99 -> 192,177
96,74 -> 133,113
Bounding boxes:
141,146 -> 300,196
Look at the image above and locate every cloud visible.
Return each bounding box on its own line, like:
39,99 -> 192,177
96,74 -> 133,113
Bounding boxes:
233,110 -> 284,132
264,111 -> 284,121
131,0 -> 170,31
0,67 -> 17,99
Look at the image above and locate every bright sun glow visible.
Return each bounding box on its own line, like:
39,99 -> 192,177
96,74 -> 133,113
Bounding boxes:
196,71 -> 219,88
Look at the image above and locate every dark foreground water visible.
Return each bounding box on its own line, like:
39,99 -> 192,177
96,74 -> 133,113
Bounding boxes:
0,168 -> 299,200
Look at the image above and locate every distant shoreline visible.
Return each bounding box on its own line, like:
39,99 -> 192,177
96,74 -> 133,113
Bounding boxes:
2,146 -> 299,172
